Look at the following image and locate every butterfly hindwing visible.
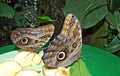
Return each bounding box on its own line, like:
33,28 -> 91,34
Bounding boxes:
42,14 -> 82,67
11,24 -> 55,52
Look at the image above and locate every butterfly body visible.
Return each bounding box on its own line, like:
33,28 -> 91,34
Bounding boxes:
42,14 -> 82,67
11,24 -> 55,52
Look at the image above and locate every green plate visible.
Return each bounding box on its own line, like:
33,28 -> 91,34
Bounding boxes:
0,44 -> 120,76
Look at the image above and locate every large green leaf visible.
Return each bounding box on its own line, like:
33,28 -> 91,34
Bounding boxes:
90,22 -> 109,49
105,33 -> 120,53
0,2 -> 15,18
64,0 -> 107,29
82,45 -> 120,76
107,0 -> 120,12
70,59 -> 91,76
106,11 -> 120,31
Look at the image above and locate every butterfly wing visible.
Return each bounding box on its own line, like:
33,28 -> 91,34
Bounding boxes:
42,14 -> 82,67
11,24 -> 55,52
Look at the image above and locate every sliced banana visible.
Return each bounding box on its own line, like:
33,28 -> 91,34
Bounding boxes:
14,51 -> 42,67
56,67 -> 70,76
0,61 -> 22,76
43,66 -> 70,76
15,70 -> 40,76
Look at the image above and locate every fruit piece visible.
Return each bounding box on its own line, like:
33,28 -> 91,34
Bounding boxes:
43,66 -> 70,76
15,70 -> 40,76
0,61 -> 22,76
14,51 -> 42,67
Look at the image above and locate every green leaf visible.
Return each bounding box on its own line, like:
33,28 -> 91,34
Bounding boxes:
106,11 -> 120,31
0,2 -> 15,18
70,59 -> 91,76
64,0 -> 107,29
14,3 -> 22,9
105,34 -> 120,53
90,22 -> 109,49
107,0 -> 120,12
15,12 -> 28,27
36,16 -> 56,24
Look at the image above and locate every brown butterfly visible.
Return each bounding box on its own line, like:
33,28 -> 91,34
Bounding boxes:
42,14 -> 82,67
11,24 -> 55,52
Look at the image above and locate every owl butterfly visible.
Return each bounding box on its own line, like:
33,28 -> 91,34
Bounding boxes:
42,13 -> 82,67
11,24 -> 55,52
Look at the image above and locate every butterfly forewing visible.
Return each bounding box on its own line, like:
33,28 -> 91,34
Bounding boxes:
42,14 -> 82,67
11,24 -> 55,52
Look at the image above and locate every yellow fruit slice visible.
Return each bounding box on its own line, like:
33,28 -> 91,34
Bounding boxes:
43,66 -> 70,76
14,51 -> 42,67
0,61 -> 22,76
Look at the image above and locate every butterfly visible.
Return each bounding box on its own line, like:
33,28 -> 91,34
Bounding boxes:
42,13 -> 82,67
11,24 -> 55,52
